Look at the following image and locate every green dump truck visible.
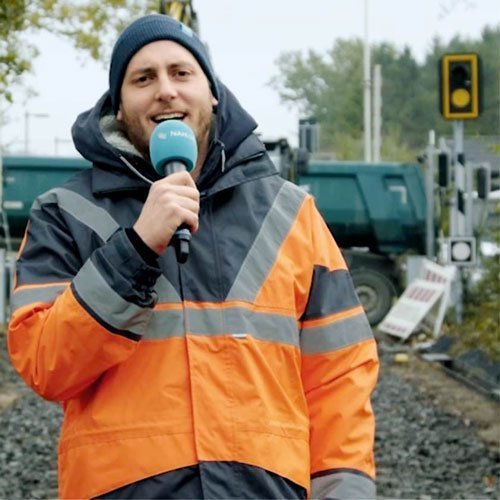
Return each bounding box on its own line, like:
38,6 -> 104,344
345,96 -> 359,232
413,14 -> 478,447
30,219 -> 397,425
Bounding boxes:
2,155 -> 92,241
1,152 -> 428,325
265,140 -> 430,325
295,158 -> 428,324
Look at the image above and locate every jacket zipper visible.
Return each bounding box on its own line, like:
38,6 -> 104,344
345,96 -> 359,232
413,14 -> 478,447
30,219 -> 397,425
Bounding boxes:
206,195 -> 225,303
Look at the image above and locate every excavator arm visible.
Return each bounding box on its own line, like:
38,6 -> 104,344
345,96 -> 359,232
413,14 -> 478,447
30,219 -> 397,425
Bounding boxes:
159,0 -> 199,33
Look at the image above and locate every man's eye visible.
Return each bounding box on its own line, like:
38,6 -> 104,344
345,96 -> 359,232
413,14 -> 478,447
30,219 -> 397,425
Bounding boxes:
135,75 -> 151,84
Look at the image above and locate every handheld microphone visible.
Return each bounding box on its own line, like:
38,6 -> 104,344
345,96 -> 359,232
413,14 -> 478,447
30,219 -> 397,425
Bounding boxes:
149,120 -> 198,264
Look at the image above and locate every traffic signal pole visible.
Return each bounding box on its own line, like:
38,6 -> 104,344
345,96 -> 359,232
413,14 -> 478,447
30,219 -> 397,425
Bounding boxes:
425,130 -> 436,259
464,138 -> 474,238
451,120 -> 465,237
440,52 -> 482,244
451,120 -> 465,323
438,52 -> 483,325
451,120 -> 475,238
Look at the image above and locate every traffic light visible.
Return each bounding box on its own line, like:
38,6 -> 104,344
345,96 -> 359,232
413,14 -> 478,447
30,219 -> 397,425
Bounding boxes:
438,151 -> 449,188
299,117 -> 319,153
439,53 -> 482,120
476,166 -> 490,200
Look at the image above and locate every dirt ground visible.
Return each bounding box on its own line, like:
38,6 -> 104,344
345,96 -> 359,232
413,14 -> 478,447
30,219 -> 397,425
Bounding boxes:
0,387 -> 19,412
384,351 -> 500,453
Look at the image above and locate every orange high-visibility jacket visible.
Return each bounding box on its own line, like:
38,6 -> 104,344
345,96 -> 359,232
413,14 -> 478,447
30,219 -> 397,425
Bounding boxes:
8,87 -> 379,499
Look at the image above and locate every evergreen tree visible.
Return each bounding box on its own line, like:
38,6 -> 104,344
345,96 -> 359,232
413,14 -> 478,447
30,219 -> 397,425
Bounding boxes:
270,25 -> 500,160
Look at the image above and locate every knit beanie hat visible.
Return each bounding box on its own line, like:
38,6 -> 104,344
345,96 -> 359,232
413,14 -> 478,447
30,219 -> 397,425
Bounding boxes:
109,14 -> 219,114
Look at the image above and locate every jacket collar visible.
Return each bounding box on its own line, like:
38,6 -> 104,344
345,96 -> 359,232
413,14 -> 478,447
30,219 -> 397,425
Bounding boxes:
91,133 -> 278,198
200,135 -> 277,196
72,81 -> 275,197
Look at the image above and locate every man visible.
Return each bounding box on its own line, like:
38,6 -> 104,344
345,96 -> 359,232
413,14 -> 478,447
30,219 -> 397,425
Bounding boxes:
8,14 -> 379,499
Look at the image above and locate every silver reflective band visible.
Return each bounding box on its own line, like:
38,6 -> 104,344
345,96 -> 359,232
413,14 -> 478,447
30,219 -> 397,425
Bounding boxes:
34,188 -> 120,241
311,471 -> 376,500
73,259 -> 151,336
145,305 -> 299,345
300,313 -> 373,355
227,182 -> 306,302
155,275 -> 181,303
11,283 -> 68,313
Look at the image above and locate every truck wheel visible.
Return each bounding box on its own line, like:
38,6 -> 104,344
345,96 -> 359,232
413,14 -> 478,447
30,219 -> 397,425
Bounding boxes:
351,269 -> 397,326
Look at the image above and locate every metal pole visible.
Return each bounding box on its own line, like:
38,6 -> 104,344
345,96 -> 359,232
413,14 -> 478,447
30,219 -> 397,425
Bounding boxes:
452,120 -> 465,236
465,146 -> 473,237
363,0 -> 371,163
447,145 -> 456,237
372,64 -> 382,163
25,112 -> 49,154
452,120 -> 465,324
0,248 -> 5,327
24,111 -> 29,154
425,130 -> 436,259
0,123 -> 12,253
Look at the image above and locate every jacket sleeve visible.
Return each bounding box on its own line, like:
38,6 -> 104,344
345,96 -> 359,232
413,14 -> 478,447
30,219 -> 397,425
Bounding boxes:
299,197 -> 379,499
7,191 -> 161,402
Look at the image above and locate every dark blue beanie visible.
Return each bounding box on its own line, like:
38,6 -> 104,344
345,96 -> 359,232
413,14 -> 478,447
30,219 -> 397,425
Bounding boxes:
109,14 -> 219,114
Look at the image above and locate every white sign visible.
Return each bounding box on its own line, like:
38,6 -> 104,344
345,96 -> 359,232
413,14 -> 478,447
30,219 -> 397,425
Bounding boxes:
378,259 -> 456,340
447,236 -> 477,266
419,260 -> 456,336
378,279 -> 446,340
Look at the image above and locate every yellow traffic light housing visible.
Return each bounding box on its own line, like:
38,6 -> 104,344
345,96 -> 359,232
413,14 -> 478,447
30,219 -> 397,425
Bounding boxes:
439,53 -> 482,120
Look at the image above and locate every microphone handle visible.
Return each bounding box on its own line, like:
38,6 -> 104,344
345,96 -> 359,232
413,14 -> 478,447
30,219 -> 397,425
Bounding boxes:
163,160 -> 191,264
163,160 -> 188,176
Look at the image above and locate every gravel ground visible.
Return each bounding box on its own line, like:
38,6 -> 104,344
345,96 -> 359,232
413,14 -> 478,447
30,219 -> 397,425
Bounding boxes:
374,348 -> 500,499
0,333 -> 499,499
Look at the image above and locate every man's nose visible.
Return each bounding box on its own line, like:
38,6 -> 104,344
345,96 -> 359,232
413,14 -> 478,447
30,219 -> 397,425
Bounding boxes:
156,74 -> 178,100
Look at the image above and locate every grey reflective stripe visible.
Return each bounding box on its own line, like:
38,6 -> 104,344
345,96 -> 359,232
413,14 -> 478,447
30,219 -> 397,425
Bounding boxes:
34,188 -> 120,241
311,471 -> 376,500
73,259 -> 151,336
34,188 -> 181,304
223,307 -> 298,345
144,309 -> 185,339
145,306 -> 300,345
227,183 -> 306,302
300,312 -> 373,355
11,283 -> 68,312
155,275 -> 181,303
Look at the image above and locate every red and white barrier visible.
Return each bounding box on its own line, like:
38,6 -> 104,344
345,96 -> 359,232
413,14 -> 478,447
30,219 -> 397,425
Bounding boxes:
378,260 -> 456,340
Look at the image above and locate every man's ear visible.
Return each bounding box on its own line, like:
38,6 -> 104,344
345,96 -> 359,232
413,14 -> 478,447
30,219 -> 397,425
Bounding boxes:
117,107 -> 123,121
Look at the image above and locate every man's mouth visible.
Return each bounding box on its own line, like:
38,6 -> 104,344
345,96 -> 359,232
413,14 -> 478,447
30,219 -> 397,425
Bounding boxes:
152,112 -> 186,124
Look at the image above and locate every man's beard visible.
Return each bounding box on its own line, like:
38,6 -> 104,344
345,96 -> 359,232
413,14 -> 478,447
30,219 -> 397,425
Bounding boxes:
118,113 -> 149,159
119,100 -> 215,162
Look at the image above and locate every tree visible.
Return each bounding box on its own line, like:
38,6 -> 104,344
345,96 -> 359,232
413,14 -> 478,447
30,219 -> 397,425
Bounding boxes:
270,39 -> 364,155
270,25 -> 500,160
0,0 -> 159,103
270,38 -> 427,159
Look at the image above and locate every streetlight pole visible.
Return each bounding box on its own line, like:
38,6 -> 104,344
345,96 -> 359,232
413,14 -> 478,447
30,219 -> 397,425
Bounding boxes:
24,111 -> 49,154
54,137 -> 72,155
363,0 -> 372,163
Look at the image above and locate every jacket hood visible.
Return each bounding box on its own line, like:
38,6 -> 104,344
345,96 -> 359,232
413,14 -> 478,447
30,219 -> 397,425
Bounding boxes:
213,82 -> 257,157
71,80 -> 261,190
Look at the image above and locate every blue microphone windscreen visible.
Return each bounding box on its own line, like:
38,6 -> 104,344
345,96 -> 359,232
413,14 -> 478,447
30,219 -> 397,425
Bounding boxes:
149,120 -> 198,174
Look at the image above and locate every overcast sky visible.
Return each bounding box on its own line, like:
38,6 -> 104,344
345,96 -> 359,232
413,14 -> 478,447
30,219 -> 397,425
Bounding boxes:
2,0 -> 499,156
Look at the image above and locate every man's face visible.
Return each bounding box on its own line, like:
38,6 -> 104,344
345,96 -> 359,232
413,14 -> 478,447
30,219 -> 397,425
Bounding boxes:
117,40 -> 218,159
